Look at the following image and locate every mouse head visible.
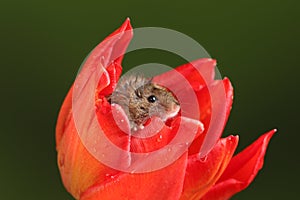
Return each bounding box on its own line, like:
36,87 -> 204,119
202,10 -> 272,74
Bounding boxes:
129,82 -> 180,125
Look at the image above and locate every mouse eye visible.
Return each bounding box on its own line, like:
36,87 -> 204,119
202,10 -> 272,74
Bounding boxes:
147,95 -> 157,103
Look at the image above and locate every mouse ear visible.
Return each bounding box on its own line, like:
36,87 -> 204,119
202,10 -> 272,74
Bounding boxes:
135,87 -> 143,98
148,76 -> 154,83
136,74 -> 151,85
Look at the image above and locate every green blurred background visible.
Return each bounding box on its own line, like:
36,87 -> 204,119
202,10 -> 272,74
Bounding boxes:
1,0 -> 299,199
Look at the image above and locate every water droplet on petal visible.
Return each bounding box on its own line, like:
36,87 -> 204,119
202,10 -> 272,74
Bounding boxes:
156,135 -> 163,142
93,147 -> 97,153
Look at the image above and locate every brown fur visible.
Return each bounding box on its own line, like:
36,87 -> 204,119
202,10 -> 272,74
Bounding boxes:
108,75 -> 180,130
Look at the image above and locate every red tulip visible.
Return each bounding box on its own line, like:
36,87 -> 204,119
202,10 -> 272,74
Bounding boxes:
56,19 -> 276,200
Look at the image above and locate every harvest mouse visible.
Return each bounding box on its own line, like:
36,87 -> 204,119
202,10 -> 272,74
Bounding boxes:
107,75 -> 180,131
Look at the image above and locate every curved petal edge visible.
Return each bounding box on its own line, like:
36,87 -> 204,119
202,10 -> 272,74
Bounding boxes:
201,129 -> 276,200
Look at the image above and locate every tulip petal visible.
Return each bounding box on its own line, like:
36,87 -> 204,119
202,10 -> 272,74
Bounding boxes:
153,58 -> 216,121
56,18 -> 132,145
172,58 -> 216,88
80,153 -> 188,200
97,62 -> 123,97
82,18 -> 132,70
56,19 -> 133,199
96,99 -> 174,153
180,135 -> 239,200
201,130 -> 276,200
153,59 -> 232,157
188,78 -> 233,156
102,18 -> 132,66
57,117 -> 119,199
96,100 -> 204,172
